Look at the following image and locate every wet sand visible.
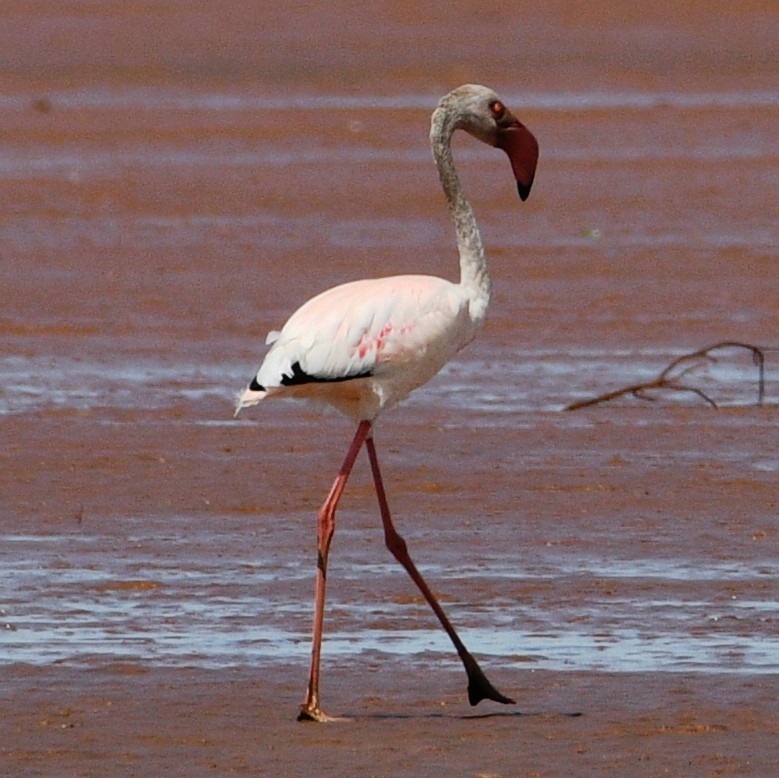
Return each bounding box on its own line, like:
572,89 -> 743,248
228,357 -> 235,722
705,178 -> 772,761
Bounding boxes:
2,3 -> 778,776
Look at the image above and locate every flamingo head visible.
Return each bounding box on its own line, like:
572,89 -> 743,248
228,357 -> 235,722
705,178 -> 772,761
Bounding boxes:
443,84 -> 539,202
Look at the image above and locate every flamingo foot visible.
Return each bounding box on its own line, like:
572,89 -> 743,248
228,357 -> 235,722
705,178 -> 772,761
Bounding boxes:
297,704 -> 352,723
465,661 -> 516,706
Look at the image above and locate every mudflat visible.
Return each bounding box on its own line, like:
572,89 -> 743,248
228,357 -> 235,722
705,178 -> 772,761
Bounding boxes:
1,3 -> 777,776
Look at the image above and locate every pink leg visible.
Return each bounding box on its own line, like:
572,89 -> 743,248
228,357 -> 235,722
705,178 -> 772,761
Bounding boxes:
364,434 -> 515,707
298,419 -> 372,722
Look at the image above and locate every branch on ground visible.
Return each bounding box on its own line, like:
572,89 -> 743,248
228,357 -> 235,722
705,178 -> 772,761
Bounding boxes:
565,341 -> 766,411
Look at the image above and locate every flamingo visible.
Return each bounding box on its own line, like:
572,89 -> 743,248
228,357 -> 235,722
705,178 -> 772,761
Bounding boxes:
236,84 -> 538,722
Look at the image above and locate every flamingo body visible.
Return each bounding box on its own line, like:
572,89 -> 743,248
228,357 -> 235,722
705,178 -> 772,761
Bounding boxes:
237,274 -> 477,421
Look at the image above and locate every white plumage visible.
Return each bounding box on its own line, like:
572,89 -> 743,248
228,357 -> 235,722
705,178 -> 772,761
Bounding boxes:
237,274 -> 475,420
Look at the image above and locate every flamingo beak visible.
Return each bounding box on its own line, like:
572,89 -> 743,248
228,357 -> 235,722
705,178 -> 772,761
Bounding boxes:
496,120 -> 539,202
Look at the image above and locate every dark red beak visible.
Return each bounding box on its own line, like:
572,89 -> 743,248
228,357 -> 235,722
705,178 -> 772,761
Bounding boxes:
496,120 -> 539,201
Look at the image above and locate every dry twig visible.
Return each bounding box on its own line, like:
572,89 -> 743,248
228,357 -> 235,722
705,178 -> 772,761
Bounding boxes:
565,341 -> 765,411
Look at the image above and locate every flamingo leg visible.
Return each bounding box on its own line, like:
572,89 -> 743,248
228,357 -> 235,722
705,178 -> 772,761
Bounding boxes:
298,419 -> 372,722
364,435 -> 515,708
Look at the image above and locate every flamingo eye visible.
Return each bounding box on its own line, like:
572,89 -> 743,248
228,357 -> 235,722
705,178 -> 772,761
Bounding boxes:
489,100 -> 506,119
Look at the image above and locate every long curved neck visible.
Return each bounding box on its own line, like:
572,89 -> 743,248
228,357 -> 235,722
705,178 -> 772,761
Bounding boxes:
430,106 -> 491,326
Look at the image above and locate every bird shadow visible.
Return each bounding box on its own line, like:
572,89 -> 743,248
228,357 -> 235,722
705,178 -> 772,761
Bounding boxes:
347,709 -> 583,722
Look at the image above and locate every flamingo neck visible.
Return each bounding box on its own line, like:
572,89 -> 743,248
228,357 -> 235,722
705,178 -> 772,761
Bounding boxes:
430,107 -> 491,327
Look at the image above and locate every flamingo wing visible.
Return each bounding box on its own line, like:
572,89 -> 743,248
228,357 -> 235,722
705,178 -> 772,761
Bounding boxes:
238,274 -> 470,410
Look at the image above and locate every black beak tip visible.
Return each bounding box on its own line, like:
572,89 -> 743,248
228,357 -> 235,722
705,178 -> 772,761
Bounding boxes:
517,181 -> 532,202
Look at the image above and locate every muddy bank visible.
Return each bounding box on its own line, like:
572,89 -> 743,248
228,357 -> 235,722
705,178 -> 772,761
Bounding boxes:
1,2 -> 778,776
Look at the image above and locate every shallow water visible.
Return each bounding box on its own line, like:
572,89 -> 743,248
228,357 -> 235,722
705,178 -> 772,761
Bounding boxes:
2,506 -> 777,673
0,343 -> 772,417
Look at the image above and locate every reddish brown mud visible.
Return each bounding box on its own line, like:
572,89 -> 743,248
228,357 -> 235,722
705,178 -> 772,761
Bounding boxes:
1,3 -> 777,776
